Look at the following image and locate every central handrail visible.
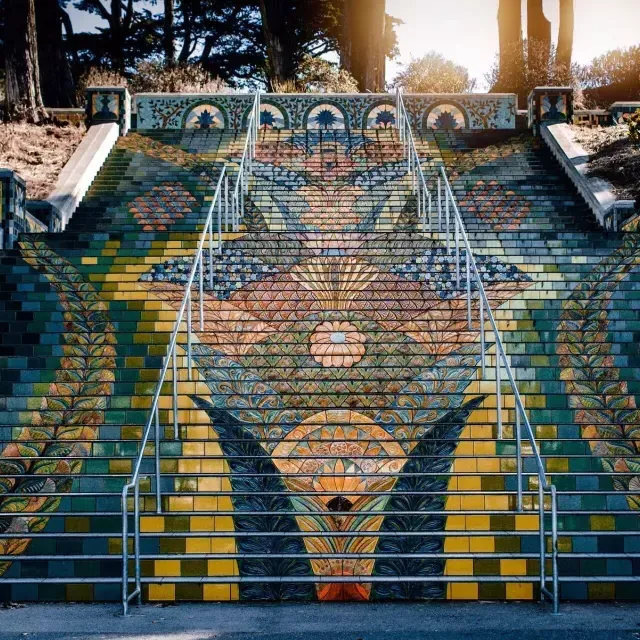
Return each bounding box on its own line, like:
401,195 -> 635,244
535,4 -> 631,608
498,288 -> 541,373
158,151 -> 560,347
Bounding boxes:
121,93 -> 261,615
396,89 -> 559,614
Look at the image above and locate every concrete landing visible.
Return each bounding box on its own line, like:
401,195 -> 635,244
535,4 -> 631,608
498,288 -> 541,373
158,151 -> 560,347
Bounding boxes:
1,602 -> 640,640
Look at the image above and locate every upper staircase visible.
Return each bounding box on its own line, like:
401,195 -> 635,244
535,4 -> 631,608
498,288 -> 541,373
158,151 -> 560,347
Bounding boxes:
0,122 -> 638,604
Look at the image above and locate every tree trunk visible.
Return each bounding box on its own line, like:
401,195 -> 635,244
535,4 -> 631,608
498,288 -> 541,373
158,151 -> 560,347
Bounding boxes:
497,0 -> 523,92
527,0 -> 551,73
36,0 -> 77,108
164,0 -> 176,67
258,0 -> 297,90
110,0 -> 125,73
4,0 -> 46,122
557,0 -> 574,72
340,0 -> 386,92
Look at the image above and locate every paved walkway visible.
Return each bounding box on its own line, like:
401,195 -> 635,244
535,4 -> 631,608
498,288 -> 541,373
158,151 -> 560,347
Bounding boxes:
1,602 -> 640,639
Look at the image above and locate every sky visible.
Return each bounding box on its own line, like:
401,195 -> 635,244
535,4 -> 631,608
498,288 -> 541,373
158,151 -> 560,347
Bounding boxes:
68,0 -> 640,90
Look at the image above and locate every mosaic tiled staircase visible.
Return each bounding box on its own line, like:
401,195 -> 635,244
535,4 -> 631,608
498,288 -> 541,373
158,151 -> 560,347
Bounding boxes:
0,125 -> 638,604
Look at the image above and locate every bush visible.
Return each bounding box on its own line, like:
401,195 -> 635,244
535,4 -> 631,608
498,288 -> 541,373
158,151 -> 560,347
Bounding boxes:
76,67 -> 128,104
130,61 -> 228,94
392,52 -> 476,93
625,109 -> 640,144
76,62 -> 228,100
272,56 -> 359,94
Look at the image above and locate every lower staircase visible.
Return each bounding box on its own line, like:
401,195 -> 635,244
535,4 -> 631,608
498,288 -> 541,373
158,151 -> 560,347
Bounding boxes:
0,125 -> 638,605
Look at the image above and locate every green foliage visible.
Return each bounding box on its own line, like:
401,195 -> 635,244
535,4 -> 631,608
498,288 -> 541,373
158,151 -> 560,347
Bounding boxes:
392,52 -> 476,94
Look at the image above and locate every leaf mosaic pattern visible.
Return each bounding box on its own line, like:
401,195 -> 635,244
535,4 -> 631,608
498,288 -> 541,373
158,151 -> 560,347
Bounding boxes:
0,239 -> 116,575
557,233 -> 640,510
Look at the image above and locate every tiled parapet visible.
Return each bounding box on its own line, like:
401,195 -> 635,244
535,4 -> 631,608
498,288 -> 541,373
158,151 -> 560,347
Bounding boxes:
528,87 -> 574,134
133,93 -> 517,130
610,102 -> 640,125
0,169 -> 27,249
86,86 -> 131,135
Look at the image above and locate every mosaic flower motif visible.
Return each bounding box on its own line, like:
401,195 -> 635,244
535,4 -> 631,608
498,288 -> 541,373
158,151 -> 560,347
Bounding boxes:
259,104 -> 286,129
366,104 -> 397,129
184,103 -> 225,129
425,103 -> 467,130
307,104 -> 345,130
310,321 -> 366,368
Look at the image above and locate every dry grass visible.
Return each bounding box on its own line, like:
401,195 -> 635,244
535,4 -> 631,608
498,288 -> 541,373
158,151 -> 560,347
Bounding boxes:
0,122 -> 86,200
571,124 -> 640,204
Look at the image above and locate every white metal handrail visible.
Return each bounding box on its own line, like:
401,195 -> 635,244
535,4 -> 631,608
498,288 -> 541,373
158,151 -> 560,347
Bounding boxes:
396,90 -> 559,613
121,93 -> 261,615
230,93 -> 260,232
121,167 -> 226,614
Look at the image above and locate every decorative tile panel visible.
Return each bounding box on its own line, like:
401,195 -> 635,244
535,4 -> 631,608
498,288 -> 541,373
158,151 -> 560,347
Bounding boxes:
133,93 -> 517,130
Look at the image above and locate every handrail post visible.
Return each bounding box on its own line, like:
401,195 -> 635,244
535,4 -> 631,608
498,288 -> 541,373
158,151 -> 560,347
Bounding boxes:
539,481 -> 546,602
445,190 -> 450,254
217,189 -> 223,255
121,487 -> 129,615
437,176 -> 442,231
208,218 -> 214,290
496,348 -> 503,439
479,293 -> 485,379
551,485 -> 559,614
516,406 -> 523,512
199,253 -> 204,331
455,218 -> 460,288
465,251 -> 472,329
134,482 -> 141,602
224,174 -> 229,231
186,290 -> 193,381
172,349 -> 178,439
154,406 -> 161,514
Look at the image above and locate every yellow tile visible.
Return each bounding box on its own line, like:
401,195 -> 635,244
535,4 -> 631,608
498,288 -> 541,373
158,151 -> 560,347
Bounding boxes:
186,537 -> 211,554
190,516 -> 215,532
477,458 -> 501,473
466,515 -> 490,531
202,459 -> 224,473
207,559 -> 237,576
217,496 -> 234,511
453,458 -> 477,473
140,516 -> 165,533
186,425 -> 210,440
445,559 -> 474,576
485,494 -> 509,510
470,536 -> 495,552
148,583 -> 175,601
198,477 -> 222,492
178,459 -> 201,474
461,495 -> 485,510
81,256 -> 98,265
447,582 -> 478,600
445,515 -> 465,531
168,496 -> 193,512
515,514 -> 539,531
458,476 -> 482,491
203,584 -> 232,601
500,559 -> 527,576
155,560 -> 181,577
215,517 -> 235,532
194,496 -> 218,511
444,536 -> 469,553
506,582 -> 534,600
211,537 -> 237,553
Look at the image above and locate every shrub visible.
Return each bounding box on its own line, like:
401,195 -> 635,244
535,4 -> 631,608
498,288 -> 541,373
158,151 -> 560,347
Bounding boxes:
272,56 -> 359,94
130,61 -> 228,94
625,109 -> 640,144
76,67 -> 128,104
392,52 -> 476,94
